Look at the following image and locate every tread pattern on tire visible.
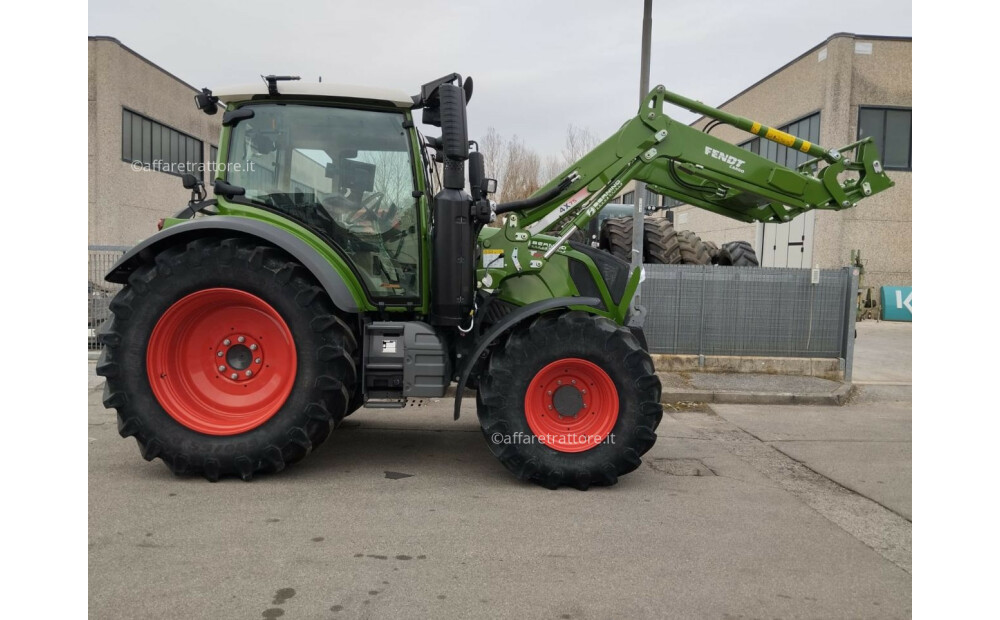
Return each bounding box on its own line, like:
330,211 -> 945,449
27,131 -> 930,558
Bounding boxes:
599,217 -> 634,261
717,240 -> 760,267
96,237 -> 358,481
677,230 -> 712,265
643,216 -> 681,264
476,311 -> 663,490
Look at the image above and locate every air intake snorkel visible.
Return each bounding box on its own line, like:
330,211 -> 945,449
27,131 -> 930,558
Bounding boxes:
413,74 -> 479,327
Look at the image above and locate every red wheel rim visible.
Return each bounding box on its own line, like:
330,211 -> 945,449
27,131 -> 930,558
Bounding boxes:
146,288 -> 297,435
524,358 -> 619,453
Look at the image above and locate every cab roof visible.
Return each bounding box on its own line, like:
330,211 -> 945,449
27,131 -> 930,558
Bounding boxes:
213,82 -> 414,108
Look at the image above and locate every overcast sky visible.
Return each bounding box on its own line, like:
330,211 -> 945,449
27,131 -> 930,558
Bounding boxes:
89,0 -> 911,158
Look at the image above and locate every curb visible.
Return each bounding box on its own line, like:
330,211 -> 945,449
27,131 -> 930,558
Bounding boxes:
662,383 -> 851,406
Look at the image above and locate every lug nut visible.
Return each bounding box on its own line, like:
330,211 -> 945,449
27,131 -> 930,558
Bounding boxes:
238,336 -> 245,343
250,344 -> 258,351
218,365 -> 226,372
223,339 -> 231,346
255,358 -> 261,364
245,370 -> 253,377
217,351 -> 224,357
230,373 -> 238,380
548,405 -> 553,410
571,379 -> 576,385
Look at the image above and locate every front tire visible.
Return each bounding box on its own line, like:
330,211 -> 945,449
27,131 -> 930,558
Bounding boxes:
476,311 -> 662,489
97,237 -> 358,481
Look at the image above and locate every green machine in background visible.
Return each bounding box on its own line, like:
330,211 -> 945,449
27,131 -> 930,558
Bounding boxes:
98,73 -> 894,488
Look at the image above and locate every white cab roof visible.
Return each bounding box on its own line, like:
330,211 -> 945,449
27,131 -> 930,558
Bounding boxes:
213,82 -> 413,108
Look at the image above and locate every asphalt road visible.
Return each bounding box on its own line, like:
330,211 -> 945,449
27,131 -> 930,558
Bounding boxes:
89,343 -> 911,618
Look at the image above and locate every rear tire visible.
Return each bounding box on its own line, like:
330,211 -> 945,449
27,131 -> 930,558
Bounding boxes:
97,237 -> 358,481
476,311 -> 662,490
677,230 -> 712,265
717,241 -> 760,267
643,217 -> 681,264
599,217 -> 633,261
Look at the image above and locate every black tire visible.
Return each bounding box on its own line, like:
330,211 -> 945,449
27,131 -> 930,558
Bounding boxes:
97,237 -> 358,481
568,227 -> 588,245
703,240 -> 720,262
717,240 -> 760,267
599,217 -> 633,261
677,230 -> 712,265
476,311 -> 663,490
642,216 -> 681,264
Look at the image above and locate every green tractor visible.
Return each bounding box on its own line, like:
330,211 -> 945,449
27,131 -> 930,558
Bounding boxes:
97,73 -> 892,488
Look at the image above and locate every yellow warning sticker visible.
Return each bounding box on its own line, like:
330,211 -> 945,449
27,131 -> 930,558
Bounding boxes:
482,248 -> 504,269
750,121 -> 761,134
765,128 -> 797,147
799,140 -> 812,153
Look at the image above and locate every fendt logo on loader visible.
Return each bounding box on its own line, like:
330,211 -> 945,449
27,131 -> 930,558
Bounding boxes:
704,146 -> 746,173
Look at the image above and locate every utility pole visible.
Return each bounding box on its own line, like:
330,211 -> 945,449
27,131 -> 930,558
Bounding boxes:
631,0 -> 652,311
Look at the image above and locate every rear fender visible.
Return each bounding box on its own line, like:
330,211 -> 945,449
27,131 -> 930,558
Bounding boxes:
105,216 -> 364,313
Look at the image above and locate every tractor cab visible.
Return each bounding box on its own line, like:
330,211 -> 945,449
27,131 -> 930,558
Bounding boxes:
209,81 -> 428,304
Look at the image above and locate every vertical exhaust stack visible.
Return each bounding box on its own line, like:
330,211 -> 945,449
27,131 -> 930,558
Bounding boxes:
413,75 -> 476,326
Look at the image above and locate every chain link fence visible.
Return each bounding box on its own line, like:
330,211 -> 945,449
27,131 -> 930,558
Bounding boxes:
642,265 -> 857,362
89,246 -> 129,350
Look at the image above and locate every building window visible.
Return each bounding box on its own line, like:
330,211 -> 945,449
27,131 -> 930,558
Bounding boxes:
644,188 -> 660,208
621,191 -> 635,204
209,145 -> 219,182
858,107 -> 911,170
741,112 -> 821,170
121,108 -> 204,178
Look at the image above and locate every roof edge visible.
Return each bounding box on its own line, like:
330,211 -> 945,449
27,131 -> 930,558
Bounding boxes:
89,35 -> 201,94
687,32 -> 912,126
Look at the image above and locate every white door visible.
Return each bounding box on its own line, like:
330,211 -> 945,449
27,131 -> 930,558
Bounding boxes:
759,211 -> 814,268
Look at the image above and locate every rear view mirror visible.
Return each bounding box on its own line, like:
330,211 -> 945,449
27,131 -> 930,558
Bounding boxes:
181,173 -> 200,189
194,88 -> 219,115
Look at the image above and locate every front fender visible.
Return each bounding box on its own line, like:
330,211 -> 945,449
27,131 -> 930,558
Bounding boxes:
105,216 -> 364,313
452,296 -> 602,419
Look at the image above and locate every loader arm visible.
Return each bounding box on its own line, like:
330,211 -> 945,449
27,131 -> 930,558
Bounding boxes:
510,85 -> 893,250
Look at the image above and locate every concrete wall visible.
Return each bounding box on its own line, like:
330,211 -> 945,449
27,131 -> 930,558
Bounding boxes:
88,37 -> 222,246
614,34 -> 911,291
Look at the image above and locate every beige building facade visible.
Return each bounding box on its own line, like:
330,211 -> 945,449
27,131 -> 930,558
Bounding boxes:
89,36 -> 222,246
616,33 -> 911,291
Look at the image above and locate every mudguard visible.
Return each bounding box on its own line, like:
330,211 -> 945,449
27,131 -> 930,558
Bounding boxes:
104,216 -> 362,313
452,296 -> 601,420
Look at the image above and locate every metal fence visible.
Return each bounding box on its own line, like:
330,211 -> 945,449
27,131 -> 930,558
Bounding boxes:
89,246 -> 129,350
642,264 -> 857,364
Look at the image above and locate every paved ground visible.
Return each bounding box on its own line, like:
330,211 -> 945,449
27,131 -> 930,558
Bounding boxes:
88,321 -> 911,619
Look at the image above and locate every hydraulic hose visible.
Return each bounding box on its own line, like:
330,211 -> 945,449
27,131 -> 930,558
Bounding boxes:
494,173 -> 580,215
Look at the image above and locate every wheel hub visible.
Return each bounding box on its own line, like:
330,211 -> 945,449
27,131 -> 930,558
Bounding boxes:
217,336 -> 263,379
552,384 -> 584,417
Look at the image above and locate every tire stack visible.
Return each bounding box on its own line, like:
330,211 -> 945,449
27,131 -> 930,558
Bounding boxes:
598,216 -> 760,267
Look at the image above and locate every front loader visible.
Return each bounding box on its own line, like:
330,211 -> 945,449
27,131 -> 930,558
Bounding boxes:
97,73 -> 892,489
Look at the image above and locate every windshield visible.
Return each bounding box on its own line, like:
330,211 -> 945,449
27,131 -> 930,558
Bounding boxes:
226,103 -> 420,300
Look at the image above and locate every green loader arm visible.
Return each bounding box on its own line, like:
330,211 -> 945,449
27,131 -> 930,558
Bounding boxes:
515,85 -> 893,249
